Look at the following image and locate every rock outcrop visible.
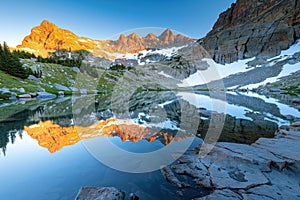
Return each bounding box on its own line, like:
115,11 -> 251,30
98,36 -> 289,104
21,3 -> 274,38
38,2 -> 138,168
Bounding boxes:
161,125 -> 300,199
202,0 -> 300,64
17,20 -> 112,58
17,20 -> 193,58
112,28 -> 193,53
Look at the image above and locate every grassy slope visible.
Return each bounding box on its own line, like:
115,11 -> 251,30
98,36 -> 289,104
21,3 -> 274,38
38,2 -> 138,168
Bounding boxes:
0,61 -> 78,96
0,59 -> 182,100
25,60 -> 77,91
0,71 -> 40,93
0,59 -> 126,98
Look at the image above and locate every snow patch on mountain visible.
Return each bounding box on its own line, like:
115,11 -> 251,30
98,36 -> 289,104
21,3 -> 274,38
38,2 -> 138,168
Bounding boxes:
78,39 -> 88,43
19,47 -> 38,53
114,46 -> 185,65
178,57 -> 256,87
158,71 -> 173,78
179,40 -> 300,89
240,62 -> 300,89
269,40 -> 300,60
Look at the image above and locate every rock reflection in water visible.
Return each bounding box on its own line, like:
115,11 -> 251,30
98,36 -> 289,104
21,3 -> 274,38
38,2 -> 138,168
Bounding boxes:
198,113 -> 278,144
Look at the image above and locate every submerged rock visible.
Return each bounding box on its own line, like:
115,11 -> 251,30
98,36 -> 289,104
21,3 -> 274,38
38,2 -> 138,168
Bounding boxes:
76,187 -> 125,200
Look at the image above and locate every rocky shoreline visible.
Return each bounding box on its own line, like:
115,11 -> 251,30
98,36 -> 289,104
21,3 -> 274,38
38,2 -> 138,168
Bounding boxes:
76,122 -> 300,199
161,122 -> 300,199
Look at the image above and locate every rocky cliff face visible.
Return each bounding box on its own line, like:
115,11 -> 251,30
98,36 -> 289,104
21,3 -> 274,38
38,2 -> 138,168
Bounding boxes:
112,28 -> 193,53
202,0 -> 300,64
17,20 -> 112,58
17,20 -> 193,58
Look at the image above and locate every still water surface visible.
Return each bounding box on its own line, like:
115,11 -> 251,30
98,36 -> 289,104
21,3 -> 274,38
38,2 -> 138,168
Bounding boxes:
0,91 -> 298,200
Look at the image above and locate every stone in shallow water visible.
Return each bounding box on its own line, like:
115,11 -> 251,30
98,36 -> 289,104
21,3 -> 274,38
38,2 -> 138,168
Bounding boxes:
76,187 -> 125,200
161,166 -> 185,188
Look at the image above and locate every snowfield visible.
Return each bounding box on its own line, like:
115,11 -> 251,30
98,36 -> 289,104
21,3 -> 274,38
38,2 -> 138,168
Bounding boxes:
178,57 -> 256,87
179,40 -> 300,89
115,46 -> 185,65
240,62 -> 300,89
158,71 -> 173,78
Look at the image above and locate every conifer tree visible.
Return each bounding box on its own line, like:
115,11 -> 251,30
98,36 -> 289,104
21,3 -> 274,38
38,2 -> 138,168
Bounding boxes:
0,42 -> 33,79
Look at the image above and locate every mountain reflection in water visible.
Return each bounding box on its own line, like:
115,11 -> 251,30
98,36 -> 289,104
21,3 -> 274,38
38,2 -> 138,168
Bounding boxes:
24,118 -> 187,153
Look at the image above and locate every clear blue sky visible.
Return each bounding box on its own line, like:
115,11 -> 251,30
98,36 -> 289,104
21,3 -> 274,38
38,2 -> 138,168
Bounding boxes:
1,0 -> 235,46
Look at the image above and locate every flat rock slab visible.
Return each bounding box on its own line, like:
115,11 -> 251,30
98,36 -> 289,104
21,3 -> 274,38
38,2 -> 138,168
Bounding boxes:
253,136 -> 300,161
76,187 -> 125,200
204,142 -> 285,171
206,150 -> 269,189
196,189 -> 241,200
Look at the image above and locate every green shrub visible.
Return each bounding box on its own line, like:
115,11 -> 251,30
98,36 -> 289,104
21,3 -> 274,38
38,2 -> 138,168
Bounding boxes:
0,93 -> 11,99
0,42 -> 33,79
37,53 -> 82,68
12,50 -> 36,59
